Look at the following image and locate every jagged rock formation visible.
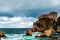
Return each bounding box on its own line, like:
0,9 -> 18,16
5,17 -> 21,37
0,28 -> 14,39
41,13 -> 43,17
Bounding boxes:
26,12 -> 60,37
38,12 -> 57,21
32,12 -> 57,33
32,22 -> 42,32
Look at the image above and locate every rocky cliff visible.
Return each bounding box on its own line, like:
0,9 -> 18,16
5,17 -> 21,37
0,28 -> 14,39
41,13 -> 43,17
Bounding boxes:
26,12 -> 60,37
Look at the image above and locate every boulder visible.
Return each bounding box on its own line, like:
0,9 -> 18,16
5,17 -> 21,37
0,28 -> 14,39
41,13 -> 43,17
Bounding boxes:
26,30 -> 32,36
39,28 -> 53,37
0,32 -> 6,37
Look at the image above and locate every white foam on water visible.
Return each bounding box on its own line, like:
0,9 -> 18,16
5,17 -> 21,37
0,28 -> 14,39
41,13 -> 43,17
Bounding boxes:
1,34 -> 24,40
1,32 -> 53,40
1,33 -> 35,40
1,36 -> 23,40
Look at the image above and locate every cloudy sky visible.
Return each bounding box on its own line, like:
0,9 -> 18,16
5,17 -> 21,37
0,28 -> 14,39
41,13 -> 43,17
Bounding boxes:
0,0 -> 60,28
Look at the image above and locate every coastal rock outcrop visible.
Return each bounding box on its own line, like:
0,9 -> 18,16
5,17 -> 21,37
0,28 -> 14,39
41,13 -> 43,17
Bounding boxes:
0,32 -> 6,37
32,23 -> 41,32
26,30 -> 32,36
26,12 -> 60,37
39,28 -> 54,37
32,12 -> 57,33
38,12 -> 57,21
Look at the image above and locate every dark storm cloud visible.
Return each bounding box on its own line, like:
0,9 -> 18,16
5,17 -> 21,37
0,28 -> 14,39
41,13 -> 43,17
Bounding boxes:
0,0 -> 60,17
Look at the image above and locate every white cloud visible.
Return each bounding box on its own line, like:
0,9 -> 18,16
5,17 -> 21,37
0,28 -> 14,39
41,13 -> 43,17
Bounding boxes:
9,17 -> 22,22
0,0 -> 60,28
0,16 -> 37,28
51,0 -> 60,6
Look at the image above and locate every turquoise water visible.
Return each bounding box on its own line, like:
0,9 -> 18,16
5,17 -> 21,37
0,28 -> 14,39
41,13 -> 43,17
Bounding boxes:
0,28 -> 32,34
0,28 -> 60,40
1,32 -> 60,40
1,32 -> 49,40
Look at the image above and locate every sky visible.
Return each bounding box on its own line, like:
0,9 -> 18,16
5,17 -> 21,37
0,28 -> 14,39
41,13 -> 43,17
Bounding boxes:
0,0 -> 60,28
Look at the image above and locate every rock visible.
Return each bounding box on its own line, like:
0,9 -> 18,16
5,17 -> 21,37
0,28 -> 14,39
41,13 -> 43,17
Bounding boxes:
56,25 -> 60,33
57,16 -> 60,33
32,23 -> 44,32
32,23 -> 37,32
26,30 -> 32,36
26,12 -> 60,37
57,30 -> 60,33
38,12 -> 57,21
48,12 -> 57,21
32,12 -> 57,33
39,28 -> 53,37
58,16 -> 60,24
38,18 -> 54,30
32,23 -> 40,32
0,32 -> 6,37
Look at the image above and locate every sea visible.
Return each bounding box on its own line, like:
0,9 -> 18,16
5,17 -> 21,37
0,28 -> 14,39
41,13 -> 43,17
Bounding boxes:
0,28 -> 60,40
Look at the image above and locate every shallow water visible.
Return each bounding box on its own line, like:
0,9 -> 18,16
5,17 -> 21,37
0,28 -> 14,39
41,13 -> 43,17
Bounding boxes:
1,32 -> 60,40
0,28 -> 60,40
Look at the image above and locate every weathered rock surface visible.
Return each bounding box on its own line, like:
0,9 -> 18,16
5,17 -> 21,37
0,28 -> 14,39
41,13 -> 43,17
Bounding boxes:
56,25 -> 60,33
57,16 -> 60,33
26,30 -> 32,36
38,12 -> 57,21
39,28 -> 53,37
26,12 -> 60,37
32,23 -> 42,32
32,12 -> 57,33
0,32 -> 6,37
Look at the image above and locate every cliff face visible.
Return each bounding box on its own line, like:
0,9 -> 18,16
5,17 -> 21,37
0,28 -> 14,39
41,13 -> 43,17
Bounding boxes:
38,12 -> 57,21
26,12 -> 60,37
32,12 -> 57,32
